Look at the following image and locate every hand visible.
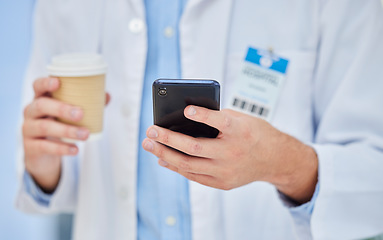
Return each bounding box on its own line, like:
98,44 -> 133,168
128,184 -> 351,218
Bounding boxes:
22,77 -> 111,193
142,106 -> 318,203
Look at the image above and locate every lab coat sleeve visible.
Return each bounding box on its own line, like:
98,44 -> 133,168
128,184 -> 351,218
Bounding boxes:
278,183 -> 320,240
308,0 -> 383,239
22,171 -> 54,207
15,0 -> 79,214
16,156 -> 79,214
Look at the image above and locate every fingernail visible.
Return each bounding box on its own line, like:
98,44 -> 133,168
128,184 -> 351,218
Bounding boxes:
69,147 -> 77,154
76,129 -> 89,139
147,128 -> 158,138
158,159 -> 169,167
70,108 -> 81,120
49,78 -> 58,90
187,106 -> 196,116
143,140 -> 154,151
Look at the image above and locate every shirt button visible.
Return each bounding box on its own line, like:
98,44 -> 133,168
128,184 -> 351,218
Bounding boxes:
165,216 -> 176,226
164,26 -> 174,38
119,186 -> 129,200
129,18 -> 144,33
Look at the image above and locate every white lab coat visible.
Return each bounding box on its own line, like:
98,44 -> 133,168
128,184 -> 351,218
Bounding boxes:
16,0 -> 383,239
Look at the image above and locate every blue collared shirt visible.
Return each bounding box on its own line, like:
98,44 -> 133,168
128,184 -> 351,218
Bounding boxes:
136,0 -> 191,239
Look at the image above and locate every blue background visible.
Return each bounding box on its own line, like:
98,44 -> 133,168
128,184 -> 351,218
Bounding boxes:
0,1 -> 68,239
1,1 -> 383,240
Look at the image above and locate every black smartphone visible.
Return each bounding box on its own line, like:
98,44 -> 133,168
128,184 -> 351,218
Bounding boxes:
153,79 -> 220,138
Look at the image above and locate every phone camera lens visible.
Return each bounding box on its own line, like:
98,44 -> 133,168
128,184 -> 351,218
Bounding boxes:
158,88 -> 167,96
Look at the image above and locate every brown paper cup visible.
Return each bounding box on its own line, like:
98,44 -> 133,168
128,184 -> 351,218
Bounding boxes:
47,53 -> 107,141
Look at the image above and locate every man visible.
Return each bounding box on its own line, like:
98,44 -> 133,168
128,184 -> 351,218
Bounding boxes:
17,0 -> 383,239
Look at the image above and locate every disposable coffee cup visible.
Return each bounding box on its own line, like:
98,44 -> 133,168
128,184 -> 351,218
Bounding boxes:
47,53 -> 107,141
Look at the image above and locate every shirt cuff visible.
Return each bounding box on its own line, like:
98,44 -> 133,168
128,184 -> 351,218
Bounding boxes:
23,170 -> 53,207
279,182 -> 320,214
278,183 -> 320,239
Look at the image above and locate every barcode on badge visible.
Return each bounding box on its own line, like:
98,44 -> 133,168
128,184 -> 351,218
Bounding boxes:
232,97 -> 269,118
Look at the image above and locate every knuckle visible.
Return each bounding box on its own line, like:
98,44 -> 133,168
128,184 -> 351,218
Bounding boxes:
38,120 -> 49,135
34,98 -> 44,114
184,172 -> 196,182
188,141 -> 202,155
58,103 -> 68,118
156,146 -> 165,158
23,105 -> 31,118
201,111 -> 210,122
222,115 -> 232,130
230,148 -> 244,159
173,165 -> 180,173
64,125 -> 73,138
161,132 -> 169,145
178,157 -> 191,171
242,130 -> 252,141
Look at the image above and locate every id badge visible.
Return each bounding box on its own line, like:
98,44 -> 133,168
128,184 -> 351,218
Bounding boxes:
229,47 -> 289,122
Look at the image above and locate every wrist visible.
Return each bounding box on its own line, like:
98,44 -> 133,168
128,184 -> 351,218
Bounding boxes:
267,132 -> 318,204
25,156 -> 62,193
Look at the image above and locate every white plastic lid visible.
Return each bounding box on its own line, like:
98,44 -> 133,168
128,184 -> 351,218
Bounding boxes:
47,53 -> 107,77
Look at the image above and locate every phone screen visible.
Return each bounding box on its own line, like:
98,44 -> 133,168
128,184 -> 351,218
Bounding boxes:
152,79 -> 220,138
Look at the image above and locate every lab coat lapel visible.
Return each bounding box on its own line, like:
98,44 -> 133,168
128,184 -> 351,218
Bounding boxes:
180,0 -> 233,83
180,0 -> 234,239
127,0 -> 146,17
96,1 -> 147,240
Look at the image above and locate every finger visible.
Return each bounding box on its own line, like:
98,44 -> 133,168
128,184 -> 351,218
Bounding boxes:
23,119 -> 89,140
158,160 -> 228,189
33,77 -> 60,98
24,138 -> 78,156
184,106 -> 233,133
105,92 -> 111,105
146,125 -> 218,158
180,171 -> 230,190
25,97 -> 83,121
142,138 -> 215,175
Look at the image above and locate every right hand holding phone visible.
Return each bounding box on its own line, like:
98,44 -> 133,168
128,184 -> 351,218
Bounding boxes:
143,105 -> 318,204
